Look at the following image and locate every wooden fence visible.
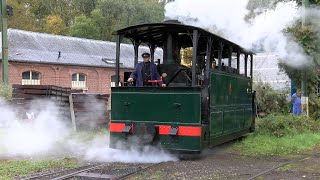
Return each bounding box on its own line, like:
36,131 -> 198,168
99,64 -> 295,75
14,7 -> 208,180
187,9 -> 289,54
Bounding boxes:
10,85 -> 109,131
69,93 -> 109,131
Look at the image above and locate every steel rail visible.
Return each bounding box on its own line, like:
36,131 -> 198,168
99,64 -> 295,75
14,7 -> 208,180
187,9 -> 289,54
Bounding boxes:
248,153 -> 320,180
117,162 -> 168,180
22,163 -> 103,180
47,162 -> 168,180
52,163 -> 107,180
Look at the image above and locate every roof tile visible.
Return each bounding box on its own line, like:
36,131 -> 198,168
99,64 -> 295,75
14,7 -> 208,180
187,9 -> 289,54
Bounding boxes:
1,29 -> 163,68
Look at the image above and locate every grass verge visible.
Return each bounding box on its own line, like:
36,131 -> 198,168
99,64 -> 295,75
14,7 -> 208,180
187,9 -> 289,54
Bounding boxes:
0,129 -> 107,179
235,114 -> 320,156
236,133 -> 320,156
0,83 -> 12,100
0,157 -> 79,180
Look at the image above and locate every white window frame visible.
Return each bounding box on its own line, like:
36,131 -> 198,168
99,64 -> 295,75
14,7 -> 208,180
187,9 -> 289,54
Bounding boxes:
22,71 -> 40,85
71,73 -> 87,89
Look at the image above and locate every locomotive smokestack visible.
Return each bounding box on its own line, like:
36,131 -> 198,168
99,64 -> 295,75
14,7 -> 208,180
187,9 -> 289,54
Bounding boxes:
162,19 -> 181,64
166,34 -> 174,64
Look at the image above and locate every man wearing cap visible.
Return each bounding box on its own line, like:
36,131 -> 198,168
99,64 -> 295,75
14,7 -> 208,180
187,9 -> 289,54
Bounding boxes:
128,53 -> 166,87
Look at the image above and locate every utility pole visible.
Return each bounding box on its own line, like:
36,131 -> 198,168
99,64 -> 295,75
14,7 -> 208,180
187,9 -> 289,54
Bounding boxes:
301,0 -> 309,116
1,0 -> 8,84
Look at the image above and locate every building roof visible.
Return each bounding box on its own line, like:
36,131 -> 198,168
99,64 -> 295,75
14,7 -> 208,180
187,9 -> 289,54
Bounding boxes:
0,29 -> 163,68
114,21 -> 254,56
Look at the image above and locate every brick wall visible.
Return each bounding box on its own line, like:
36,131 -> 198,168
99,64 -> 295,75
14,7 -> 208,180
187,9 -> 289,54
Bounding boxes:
0,61 -> 131,94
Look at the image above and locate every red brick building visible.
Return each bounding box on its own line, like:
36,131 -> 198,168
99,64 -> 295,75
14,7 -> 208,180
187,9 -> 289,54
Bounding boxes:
0,29 -> 162,94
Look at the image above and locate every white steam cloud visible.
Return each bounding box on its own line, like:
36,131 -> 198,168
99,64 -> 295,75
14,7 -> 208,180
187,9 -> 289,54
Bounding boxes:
307,7 -> 320,40
165,0 -> 316,68
69,135 -> 175,163
0,100 -> 69,157
0,98 -> 176,163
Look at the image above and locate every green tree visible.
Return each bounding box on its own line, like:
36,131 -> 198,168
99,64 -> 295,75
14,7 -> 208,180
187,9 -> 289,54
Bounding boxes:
90,9 -> 108,40
94,0 -> 164,41
27,0 -> 51,20
69,15 -> 99,39
6,0 -> 165,40
279,23 -> 320,94
282,1 -> 320,92
41,0 -> 77,26
44,15 -> 66,35
247,0 -> 320,93
73,0 -> 98,16
95,0 -> 126,41
122,0 -> 165,26
7,0 -> 39,31
247,0 -> 320,117
0,83 -> 12,100
27,0 -> 76,27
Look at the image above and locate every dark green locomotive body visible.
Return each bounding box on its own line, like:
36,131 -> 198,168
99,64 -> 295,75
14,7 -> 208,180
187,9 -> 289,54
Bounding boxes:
110,87 -> 204,152
110,71 -> 254,153
109,21 -> 255,153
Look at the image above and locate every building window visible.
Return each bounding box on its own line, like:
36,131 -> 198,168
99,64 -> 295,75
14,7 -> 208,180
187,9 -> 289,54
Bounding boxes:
22,71 -> 40,85
71,73 -> 87,89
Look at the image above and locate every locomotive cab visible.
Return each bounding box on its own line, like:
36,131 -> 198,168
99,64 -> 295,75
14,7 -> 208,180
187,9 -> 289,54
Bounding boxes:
110,21 -> 255,154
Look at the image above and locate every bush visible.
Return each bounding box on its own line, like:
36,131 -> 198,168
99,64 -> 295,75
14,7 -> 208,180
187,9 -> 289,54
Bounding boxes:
254,82 -> 290,114
238,133 -> 320,156
0,83 -> 12,100
308,96 -> 320,120
236,114 -> 320,156
257,114 -> 320,137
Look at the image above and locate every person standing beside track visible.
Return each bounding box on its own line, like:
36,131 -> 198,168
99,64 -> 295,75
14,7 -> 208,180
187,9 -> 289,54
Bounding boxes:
291,89 -> 302,115
128,52 -> 166,87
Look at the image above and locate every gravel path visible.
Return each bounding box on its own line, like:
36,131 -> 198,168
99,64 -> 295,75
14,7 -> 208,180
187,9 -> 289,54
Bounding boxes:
128,142 -> 320,180
261,153 -> 320,180
21,143 -> 320,180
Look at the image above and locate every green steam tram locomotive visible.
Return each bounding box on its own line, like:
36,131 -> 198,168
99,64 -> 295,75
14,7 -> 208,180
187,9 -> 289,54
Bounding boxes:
109,20 -> 255,154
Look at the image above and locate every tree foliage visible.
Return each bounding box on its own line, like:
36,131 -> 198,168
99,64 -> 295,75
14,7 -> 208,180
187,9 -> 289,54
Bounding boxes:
6,0 -> 165,41
279,1 -> 320,96
248,1 -> 320,109
7,0 -> 39,31
69,15 -> 99,39
0,83 -> 12,100
44,15 -> 66,35
257,114 -> 320,137
279,23 -> 320,94
254,82 -> 290,114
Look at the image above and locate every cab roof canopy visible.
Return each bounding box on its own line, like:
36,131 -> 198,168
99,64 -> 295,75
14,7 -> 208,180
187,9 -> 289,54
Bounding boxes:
114,21 -> 253,58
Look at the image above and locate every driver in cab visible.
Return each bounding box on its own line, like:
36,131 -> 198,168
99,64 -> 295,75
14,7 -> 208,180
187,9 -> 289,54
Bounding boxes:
128,52 -> 166,87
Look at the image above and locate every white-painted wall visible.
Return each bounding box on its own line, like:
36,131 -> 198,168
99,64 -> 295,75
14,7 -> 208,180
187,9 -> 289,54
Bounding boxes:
252,53 -> 290,90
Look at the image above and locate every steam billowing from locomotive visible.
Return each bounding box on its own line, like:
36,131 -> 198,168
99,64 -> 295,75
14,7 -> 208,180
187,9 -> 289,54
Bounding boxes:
307,7 -> 320,40
165,0 -> 316,69
0,98 -> 176,163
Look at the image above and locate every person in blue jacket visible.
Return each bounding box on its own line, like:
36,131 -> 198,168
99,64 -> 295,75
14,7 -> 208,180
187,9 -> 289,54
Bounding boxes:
127,53 -> 166,87
291,90 -> 302,115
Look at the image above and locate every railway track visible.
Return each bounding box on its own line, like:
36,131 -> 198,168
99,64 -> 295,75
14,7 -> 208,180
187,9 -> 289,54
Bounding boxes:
22,162 -> 166,180
248,153 -> 320,180
21,163 -> 104,180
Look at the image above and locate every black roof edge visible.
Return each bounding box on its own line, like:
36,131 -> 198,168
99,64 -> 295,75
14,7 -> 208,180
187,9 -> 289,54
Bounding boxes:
0,59 -> 132,69
113,22 -> 254,55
